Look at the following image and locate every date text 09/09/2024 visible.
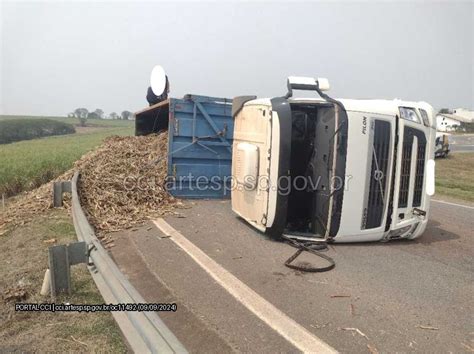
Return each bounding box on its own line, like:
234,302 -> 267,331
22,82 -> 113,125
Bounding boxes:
15,303 -> 177,313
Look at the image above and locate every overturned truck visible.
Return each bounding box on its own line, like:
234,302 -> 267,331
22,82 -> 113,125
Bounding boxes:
232,77 -> 436,242
135,77 -> 436,243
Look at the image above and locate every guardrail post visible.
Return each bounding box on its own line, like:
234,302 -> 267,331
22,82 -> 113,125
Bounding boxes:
48,241 -> 87,297
53,181 -> 72,207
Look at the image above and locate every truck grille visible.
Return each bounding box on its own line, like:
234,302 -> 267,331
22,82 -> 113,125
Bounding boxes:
413,142 -> 426,206
365,120 -> 391,229
398,127 -> 427,209
398,142 -> 412,208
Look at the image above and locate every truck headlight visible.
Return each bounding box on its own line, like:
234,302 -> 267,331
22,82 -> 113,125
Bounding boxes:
399,107 -> 421,124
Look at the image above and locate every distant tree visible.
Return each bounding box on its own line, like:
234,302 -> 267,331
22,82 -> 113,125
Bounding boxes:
109,112 -> 119,120
67,112 -> 75,118
87,112 -> 101,120
121,110 -> 133,120
93,109 -> 104,119
438,108 -> 451,114
74,108 -> 89,127
74,108 -> 88,118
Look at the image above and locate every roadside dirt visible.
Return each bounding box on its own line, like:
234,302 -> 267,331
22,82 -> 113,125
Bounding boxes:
0,209 -> 126,352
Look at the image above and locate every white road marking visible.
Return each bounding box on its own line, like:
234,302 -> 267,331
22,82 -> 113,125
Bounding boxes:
153,218 -> 337,354
432,199 -> 474,210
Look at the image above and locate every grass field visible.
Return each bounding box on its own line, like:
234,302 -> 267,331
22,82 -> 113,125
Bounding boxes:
0,116 -> 133,197
435,153 -> 474,202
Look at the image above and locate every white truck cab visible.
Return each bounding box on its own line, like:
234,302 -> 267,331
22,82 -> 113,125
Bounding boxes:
231,77 -> 436,242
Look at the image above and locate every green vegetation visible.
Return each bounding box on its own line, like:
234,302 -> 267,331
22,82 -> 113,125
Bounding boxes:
0,209 -> 126,352
436,153 -> 474,202
0,114 -> 134,127
0,116 -> 133,196
0,119 -> 75,144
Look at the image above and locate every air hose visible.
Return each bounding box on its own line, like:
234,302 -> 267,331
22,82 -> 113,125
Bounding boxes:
282,235 -> 335,273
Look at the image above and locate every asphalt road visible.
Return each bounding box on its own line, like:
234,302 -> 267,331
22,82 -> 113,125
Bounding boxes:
110,199 -> 473,353
448,134 -> 474,152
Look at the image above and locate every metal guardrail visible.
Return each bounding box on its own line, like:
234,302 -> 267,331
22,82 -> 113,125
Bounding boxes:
70,172 -> 187,353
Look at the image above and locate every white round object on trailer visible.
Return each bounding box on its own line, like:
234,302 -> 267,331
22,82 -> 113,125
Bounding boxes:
150,65 -> 167,96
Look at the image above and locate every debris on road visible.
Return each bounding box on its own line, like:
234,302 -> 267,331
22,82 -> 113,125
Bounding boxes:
461,342 -> 474,352
367,343 -> 379,354
341,327 -> 369,340
103,239 -> 114,246
310,322 -> 330,329
77,133 -> 176,236
330,294 -> 351,298
416,325 -> 439,330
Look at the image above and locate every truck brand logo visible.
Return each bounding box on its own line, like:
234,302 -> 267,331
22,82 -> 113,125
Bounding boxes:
362,116 -> 367,134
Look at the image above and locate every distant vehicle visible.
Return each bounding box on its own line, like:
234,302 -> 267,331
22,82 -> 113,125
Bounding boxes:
435,132 -> 450,158
231,77 -> 436,243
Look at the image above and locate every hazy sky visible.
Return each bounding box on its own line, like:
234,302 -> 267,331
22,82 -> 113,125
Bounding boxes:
0,1 -> 473,116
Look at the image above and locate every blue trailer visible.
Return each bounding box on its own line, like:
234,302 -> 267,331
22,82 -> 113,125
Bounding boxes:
135,94 -> 233,198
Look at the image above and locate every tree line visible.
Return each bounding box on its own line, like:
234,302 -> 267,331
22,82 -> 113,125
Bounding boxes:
0,119 -> 75,144
68,108 -> 133,126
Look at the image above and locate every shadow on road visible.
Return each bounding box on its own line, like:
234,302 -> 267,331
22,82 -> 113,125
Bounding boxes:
413,220 -> 460,244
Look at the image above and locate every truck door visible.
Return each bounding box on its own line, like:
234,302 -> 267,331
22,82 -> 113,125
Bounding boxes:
231,98 -> 292,237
